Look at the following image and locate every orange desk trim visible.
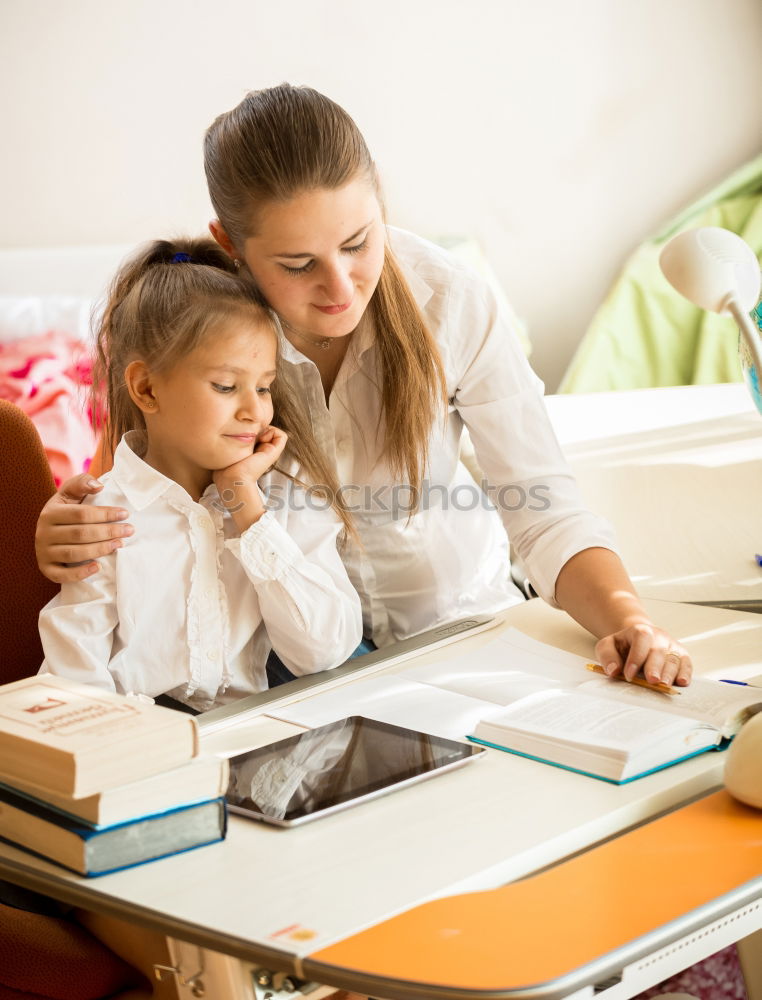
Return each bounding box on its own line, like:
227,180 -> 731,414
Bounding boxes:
305,790 -> 762,996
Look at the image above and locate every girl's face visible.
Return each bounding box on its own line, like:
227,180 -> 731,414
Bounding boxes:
142,317 -> 277,499
239,178 -> 385,342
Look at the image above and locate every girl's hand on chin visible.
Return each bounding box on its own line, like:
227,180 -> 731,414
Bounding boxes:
213,426 -> 288,496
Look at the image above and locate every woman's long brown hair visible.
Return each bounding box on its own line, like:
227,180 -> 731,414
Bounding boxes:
203,83 -> 447,498
93,236 -> 354,534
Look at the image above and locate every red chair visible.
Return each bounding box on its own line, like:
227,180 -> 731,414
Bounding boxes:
0,399 -> 59,681
0,400 -> 152,999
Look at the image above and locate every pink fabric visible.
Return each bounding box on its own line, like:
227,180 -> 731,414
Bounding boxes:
0,332 -> 96,486
637,945 -> 747,1000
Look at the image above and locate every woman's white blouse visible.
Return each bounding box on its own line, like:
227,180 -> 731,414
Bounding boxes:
276,227 -> 620,648
39,434 -> 362,710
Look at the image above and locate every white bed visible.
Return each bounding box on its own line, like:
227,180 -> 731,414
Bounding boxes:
0,244 -> 133,298
0,244 -> 135,344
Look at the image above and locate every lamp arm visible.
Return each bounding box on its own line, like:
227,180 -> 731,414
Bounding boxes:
726,298 -> 762,381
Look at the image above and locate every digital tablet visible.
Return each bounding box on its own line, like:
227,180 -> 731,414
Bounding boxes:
225,716 -> 485,827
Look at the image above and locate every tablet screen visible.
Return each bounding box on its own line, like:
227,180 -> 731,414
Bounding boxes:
225,716 -> 484,826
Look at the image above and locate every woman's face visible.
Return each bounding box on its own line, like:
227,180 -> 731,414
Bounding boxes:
238,179 -> 385,342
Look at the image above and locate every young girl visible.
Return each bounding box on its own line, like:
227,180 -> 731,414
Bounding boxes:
38,238 -> 362,711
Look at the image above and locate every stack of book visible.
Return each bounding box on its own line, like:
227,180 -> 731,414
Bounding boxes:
0,674 -> 228,876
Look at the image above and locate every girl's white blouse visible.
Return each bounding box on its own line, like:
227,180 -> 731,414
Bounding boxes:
38,434 -> 363,710
275,227 -> 620,648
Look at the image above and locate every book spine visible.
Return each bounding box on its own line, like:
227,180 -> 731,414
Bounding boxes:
0,796 -> 227,877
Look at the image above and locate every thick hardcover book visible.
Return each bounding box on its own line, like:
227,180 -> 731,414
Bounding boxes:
268,628 -> 762,784
0,785 -> 226,876
0,675 -> 198,798
0,754 -> 229,828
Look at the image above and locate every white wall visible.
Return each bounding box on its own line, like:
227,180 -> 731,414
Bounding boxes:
2,0 -> 761,389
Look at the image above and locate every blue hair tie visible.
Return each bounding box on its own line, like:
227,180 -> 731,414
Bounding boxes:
172,252 -> 192,263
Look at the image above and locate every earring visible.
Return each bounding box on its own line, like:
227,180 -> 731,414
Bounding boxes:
233,259 -> 241,271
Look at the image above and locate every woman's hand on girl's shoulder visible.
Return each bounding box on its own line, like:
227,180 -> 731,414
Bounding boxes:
35,473 -> 133,584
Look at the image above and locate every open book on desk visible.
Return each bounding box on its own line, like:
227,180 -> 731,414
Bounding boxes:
267,629 -> 762,784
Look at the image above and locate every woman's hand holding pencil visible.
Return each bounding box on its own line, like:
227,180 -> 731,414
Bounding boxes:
593,622 -> 692,690
585,662 -> 680,695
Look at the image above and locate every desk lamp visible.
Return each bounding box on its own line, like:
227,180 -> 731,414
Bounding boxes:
724,712 -> 762,809
659,226 -> 762,415
660,226 -> 762,808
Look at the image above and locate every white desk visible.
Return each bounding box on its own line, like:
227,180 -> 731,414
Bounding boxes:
1,598 -> 761,999
545,384 -> 762,610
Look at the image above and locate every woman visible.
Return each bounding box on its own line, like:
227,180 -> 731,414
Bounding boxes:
35,82 -> 691,689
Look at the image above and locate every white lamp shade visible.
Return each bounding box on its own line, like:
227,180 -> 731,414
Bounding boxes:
724,712 -> 762,809
659,227 -> 761,314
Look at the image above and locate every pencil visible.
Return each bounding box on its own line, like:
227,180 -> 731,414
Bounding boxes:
585,662 -> 680,695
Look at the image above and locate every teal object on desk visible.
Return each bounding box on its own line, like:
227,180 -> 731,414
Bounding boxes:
740,297 -> 762,415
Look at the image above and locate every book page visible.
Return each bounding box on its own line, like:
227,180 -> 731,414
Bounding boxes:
398,627 -> 592,699
579,676 -> 762,735
400,659 -> 562,705
267,676 -> 503,740
484,691 -> 711,752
